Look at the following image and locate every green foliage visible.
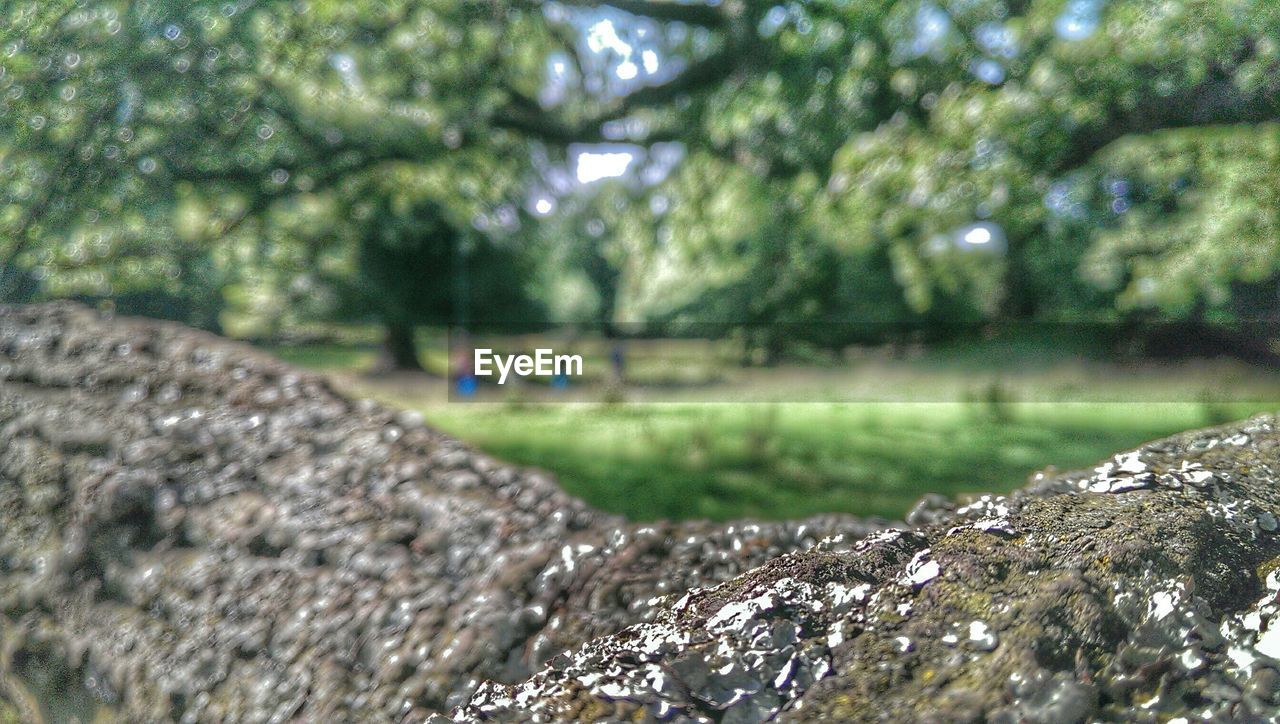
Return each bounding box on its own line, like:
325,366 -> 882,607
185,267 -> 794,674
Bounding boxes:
7,0 -> 1280,346
1083,124 -> 1280,315
603,0 -> 1280,326
2,0 -> 555,337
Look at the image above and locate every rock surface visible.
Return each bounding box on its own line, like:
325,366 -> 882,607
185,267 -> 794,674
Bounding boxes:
3,304 -> 1280,723
0,304 -> 884,723
456,438 -> 1280,722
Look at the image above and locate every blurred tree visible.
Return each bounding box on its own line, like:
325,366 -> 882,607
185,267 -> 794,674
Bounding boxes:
339,182 -> 539,371
7,0 -> 1280,363
530,0 -> 1280,345
1,0 -> 730,366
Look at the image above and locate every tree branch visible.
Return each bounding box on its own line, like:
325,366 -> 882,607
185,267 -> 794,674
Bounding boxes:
541,0 -> 727,27
1050,63 -> 1280,175
491,44 -> 744,143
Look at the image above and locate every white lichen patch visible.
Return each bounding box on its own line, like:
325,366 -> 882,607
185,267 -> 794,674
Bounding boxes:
900,550 -> 941,588
967,621 -> 999,651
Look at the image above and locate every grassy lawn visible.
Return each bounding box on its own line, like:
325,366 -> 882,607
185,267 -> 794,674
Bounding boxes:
414,401 -> 1272,521
260,330 -> 1280,522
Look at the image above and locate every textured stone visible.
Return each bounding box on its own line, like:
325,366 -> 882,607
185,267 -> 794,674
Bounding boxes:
0,304 -> 884,722
455,418 -> 1280,723
5,304 -> 1280,722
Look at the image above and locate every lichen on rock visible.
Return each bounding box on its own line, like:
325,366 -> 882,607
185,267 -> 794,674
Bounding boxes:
453,416 -> 1280,723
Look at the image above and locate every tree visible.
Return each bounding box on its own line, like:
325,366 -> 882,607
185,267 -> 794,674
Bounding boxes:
1,0 -> 732,366
530,0 -> 1280,344
339,182 -> 539,371
9,0 -> 1280,362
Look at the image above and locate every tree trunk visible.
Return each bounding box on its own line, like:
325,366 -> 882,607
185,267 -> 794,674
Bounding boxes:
1000,245 -> 1037,321
374,320 -> 422,373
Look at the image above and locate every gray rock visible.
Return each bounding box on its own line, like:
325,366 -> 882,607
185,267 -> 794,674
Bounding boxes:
454,412 -> 1280,723
5,303 -> 1280,723
0,304 -> 884,722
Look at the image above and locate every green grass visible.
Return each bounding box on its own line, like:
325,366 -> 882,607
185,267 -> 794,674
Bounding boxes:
264,333 -> 731,387
268,344 -> 378,370
254,329 -> 1280,522
417,401 -> 1272,521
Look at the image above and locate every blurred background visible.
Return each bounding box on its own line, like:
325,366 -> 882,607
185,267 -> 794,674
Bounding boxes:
5,0 -> 1280,522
